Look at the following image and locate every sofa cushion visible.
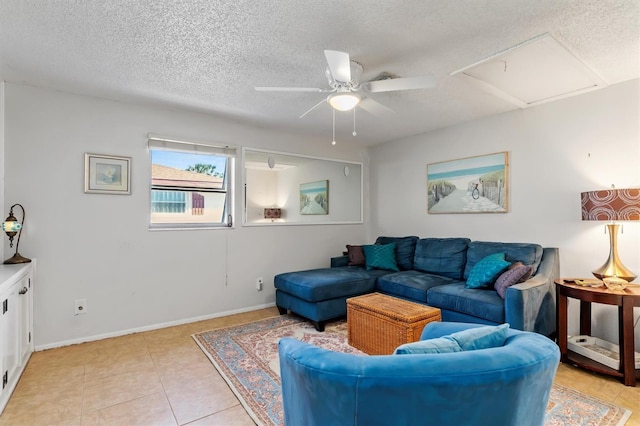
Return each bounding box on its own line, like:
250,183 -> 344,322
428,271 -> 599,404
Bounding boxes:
463,241 -> 543,279
427,283 -> 505,324
449,323 -> 510,350
377,271 -> 458,303
413,238 -> 470,279
375,236 -> 419,271
466,253 -> 510,288
274,267 -> 387,302
494,264 -> 534,299
393,323 -> 509,354
364,244 -> 399,272
393,336 -> 462,354
346,245 -> 365,266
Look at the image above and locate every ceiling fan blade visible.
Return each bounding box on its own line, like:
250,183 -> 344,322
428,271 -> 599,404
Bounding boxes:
358,97 -> 395,116
299,98 -> 327,119
324,50 -> 351,83
366,75 -> 436,93
255,86 -> 324,92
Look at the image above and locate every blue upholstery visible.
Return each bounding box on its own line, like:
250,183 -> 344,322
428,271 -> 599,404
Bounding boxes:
413,237 -> 470,279
377,270 -> 458,303
274,266 -> 389,330
394,323 -> 509,354
274,237 -> 559,336
279,322 -> 560,426
274,267 -> 385,302
463,241 -> 543,279
427,282 -> 506,323
374,236 -> 418,270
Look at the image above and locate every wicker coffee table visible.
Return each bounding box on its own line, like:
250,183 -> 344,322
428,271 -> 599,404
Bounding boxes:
347,293 -> 442,355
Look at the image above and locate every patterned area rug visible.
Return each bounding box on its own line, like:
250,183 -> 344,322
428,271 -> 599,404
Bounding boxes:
193,315 -> 631,426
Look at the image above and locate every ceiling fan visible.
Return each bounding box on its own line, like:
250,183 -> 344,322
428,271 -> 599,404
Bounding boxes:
255,50 -> 436,119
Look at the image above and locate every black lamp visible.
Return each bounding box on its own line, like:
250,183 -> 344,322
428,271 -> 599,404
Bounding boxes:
2,204 -> 31,264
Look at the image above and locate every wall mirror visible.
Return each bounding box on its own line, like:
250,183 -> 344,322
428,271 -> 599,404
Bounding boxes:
243,148 -> 363,225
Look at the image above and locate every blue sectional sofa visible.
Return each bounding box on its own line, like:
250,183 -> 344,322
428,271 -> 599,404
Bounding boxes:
274,236 -> 559,335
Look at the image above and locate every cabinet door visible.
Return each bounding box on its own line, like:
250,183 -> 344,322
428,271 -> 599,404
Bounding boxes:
0,281 -> 20,392
17,275 -> 32,363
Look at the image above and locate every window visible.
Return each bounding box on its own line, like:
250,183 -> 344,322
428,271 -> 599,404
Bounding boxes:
148,136 -> 235,228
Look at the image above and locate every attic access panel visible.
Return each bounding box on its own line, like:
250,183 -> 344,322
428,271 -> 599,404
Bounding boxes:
451,33 -> 607,108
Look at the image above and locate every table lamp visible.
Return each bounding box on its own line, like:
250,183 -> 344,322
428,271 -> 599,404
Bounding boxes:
581,187 -> 640,282
2,203 -> 32,264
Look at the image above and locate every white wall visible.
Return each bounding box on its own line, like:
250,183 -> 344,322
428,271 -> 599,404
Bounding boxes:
0,83 -> 5,263
278,160 -> 361,223
245,168 -> 279,222
2,83 -> 368,348
370,79 -> 640,349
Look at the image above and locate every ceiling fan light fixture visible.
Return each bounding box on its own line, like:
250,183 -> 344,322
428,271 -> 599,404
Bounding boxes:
328,93 -> 360,111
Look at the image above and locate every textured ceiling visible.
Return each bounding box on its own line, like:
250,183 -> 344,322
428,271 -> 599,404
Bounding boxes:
1,0 -> 638,147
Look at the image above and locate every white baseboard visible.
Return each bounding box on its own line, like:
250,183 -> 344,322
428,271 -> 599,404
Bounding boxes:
35,302 -> 276,351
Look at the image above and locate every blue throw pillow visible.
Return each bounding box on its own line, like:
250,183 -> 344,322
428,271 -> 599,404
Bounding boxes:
393,336 -> 463,354
466,252 -> 511,288
393,324 -> 510,354
363,243 -> 399,272
375,236 -> 418,270
449,323 -> 510,350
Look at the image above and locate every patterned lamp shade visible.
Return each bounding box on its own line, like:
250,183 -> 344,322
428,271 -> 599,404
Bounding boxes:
581,188 -> 640,221
264,208 -> 282,219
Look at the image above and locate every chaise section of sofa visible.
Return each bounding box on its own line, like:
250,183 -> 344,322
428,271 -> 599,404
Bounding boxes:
274,267 -> 391,331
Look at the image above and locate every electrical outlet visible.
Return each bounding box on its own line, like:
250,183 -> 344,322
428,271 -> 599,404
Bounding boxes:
256,277 -> 264,291
74,298 -> 87,315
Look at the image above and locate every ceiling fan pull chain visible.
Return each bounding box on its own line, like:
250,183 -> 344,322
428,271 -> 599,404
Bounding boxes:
352,108 -> 357,136
331,109 -> 337,145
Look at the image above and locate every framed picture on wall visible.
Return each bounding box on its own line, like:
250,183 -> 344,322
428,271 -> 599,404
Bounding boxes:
84,153 -> 131,194
427,152 -> 508,214
300,180 -> 329,215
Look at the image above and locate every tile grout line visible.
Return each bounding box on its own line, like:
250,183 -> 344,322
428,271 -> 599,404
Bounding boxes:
145,333 -> 181,426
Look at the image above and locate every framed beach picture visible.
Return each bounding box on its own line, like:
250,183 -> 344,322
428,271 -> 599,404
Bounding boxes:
427,152 -> 508,214
300,180 -> 329,215
84,153 -> 131,194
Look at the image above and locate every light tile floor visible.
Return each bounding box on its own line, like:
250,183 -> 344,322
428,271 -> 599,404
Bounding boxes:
0,307 -> 638,425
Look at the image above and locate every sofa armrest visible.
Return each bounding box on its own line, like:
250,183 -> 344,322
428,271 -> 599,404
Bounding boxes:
331,255 -> 349,268
504,247 -> 559,336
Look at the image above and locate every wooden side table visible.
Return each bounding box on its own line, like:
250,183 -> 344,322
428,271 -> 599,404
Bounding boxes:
555,278 -> 640,386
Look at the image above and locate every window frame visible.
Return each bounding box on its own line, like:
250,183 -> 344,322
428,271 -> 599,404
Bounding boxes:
148,135 -> 235,230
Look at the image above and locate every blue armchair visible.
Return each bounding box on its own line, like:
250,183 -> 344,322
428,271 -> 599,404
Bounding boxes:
279,322 -> 559,426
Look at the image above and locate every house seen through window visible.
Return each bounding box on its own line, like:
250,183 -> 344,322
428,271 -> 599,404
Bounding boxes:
149,138 -> 234,228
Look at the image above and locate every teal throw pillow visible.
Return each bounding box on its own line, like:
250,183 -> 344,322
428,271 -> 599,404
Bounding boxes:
449,323 -> 510,350
393,336 -> 463,355
363,243 -> 399,272
466,252 -> 511,288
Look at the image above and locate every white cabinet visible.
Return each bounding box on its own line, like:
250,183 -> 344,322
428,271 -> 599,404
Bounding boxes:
0,262 -> 34,414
